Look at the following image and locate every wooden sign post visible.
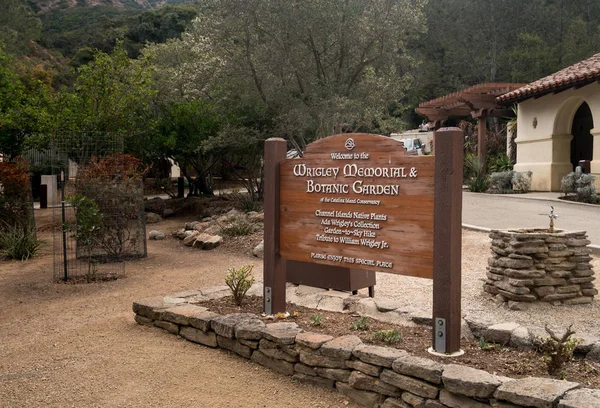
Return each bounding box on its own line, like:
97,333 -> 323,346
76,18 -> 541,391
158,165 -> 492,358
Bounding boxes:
264,129 -> 463,354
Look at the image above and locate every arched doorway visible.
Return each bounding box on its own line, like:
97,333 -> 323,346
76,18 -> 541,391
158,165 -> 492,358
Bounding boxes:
570,102 -> 594,170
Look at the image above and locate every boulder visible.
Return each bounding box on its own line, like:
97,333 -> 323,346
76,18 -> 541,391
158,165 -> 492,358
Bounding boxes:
144,197 -> 165,214
253,240 -> 264,258
148,230 -> 166,240
145,212 -> 162,224
192,233 -> 223,250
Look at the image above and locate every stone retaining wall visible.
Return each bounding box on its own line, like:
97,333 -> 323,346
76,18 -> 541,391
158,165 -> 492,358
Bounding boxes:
133,293 -> 600,408
484,229 -> 597,308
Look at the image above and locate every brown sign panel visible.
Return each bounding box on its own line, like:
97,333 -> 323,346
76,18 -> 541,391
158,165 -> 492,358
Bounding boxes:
279,134 -> 435,279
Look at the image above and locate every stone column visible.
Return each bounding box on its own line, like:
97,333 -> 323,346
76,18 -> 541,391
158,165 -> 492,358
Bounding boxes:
40,175 -> 57,206
551,133 -> 574,191
590,128 -> 600,174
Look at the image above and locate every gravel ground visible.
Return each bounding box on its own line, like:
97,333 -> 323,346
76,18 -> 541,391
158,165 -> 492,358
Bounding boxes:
0,211 -> 359,408
2,211 -> 599,407
372,230 -> 600,341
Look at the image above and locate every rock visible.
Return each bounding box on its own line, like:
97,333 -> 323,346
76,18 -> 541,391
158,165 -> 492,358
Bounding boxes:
321,335 -> 363,359
510,326 -> 533,349
162,208 -> 175,218
299,350 -> 346,368
184,221 -> 200,230
182,231 -> 200,246
492,257 -> 534,269
484,322 -> 521,345
442,364 -> 502,398
352,345 -> 407,368
262,322 -> 303,345
235,319 -> 266,340
336,382 -> 385,407
315,367 -> 351,382
439,390 -> 490,408
259,339 -> 298,363
392,355 -> 443,384
563,297 -> 594,305
380,369 -> 439,399
464,314 -> 495,338
409,310 -> 433,326
402,392 -> 425,407
586,343 -> 600,362
375,298 -> 402,312
154,320 -> 179,334
211,313 -> 258,339
180,326 -> 218,347
558,388 -> 600,408
218,336 -> 253,359
295,332 -> 334,350
144,197 -> 165,214
504,269 -> 545,279
134,314 -> 153,326
161,304 -> 208,326
292,373 -> 335,388
132,296 -> 182,320
533,286 -> 556,297
381,398 -> 411,408
148,230 -> 166,240
248,212 -> 264,223
294,363 -> 317,376
239,339 -> 259,349
192,233 -> 223,250
348,371 -> 402,397
253,240 -> 264,258
145,212 -> 162,224
251,350 -> 294,376
172,228 -> 187,239
346,360 -> 383,377
494,377 -> 580,408
188,311 -> 220,332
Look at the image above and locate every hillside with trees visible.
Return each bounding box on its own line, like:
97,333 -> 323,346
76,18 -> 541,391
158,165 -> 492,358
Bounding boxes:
2,0 -> 600,200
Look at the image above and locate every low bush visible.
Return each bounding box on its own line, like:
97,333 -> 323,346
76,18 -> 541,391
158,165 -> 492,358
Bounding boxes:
351,317 -> 370,331
371,329 -> 402,344
489,171 -> 514,193
561,172 -> 599,203
512,171 -> 532,193
0,223 -> 42,260
225,264 -> 255,306
537,325 -> 581,377
219,215 -> 255,237
464,155 -> 490,192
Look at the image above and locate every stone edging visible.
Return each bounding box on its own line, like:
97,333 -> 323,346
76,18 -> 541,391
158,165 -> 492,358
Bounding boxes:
133,288 -> 600,408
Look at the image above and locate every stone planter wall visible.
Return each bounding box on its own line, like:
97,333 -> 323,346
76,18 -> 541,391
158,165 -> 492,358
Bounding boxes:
484,229 -> 597,308
133,293 -> 600,408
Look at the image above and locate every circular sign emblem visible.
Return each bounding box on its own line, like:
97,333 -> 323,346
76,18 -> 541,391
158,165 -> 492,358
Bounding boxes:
344,138 -> 356,151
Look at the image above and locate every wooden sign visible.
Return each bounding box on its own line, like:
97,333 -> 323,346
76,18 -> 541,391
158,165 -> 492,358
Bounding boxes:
279,134 -> 435,279
264,130 -> 463,354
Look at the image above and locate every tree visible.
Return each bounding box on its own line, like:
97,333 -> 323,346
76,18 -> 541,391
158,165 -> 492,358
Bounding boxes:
52,42 -> 157,159
0,47 -> 53,159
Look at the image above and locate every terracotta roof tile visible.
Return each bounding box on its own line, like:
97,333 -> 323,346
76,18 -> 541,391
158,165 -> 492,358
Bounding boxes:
497,53 -> 600,103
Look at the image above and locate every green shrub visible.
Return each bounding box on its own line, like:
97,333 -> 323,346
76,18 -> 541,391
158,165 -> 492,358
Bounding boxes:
309,314 -> 323,327
537,325 -> 581,376
464,155 -> 490,192
225,264 -> 255,306
0,223 -> 42,260
488,154 -> 513,172
234,193 -> 263,213
219,215 -> 255,237
371,329 -> 402,344
351,317 -> 370,331
512,171 -> 533,193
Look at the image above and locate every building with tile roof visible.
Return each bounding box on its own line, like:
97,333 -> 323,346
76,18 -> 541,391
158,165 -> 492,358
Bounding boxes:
498,53 -> 600,191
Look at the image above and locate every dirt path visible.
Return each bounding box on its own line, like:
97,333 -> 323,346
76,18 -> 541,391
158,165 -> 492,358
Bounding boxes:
0,211 -> 358,408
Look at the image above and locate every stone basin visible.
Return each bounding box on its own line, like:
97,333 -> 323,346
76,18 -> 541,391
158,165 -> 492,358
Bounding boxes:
484,229 -> 597,309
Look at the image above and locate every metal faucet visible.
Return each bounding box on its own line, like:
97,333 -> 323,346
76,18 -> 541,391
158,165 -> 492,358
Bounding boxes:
549,206 -> 558,233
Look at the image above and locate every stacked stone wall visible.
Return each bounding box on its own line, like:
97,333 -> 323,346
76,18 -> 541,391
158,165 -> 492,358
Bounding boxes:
485,229 -> 597,308
133,295 -> 600,408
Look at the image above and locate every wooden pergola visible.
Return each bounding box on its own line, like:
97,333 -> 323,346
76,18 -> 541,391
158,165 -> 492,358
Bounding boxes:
416,82 -> 525,170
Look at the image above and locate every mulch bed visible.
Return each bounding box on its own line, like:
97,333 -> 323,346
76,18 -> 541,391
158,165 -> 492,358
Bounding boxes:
200,295 -> 600,388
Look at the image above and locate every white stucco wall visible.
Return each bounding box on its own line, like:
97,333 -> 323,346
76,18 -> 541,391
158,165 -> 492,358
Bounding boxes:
514,81 -> 600,191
